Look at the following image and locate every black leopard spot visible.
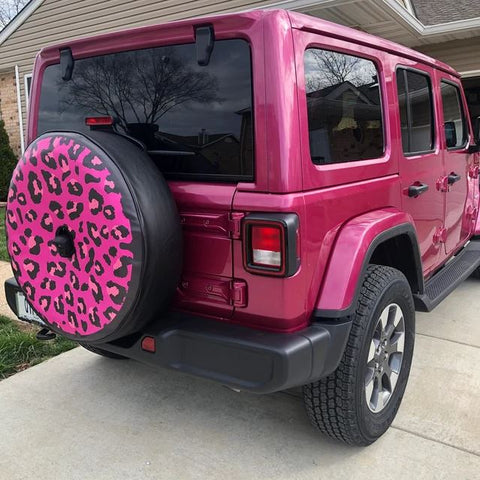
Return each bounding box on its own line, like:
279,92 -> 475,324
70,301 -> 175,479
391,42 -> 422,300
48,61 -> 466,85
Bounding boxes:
106,281 -> 127,305
25,209 -> 38,222
89,307 -> 101,327
104,174 -> 119,193
71,254 -> 81,271
89,275 -> 103,303
15,207 -> 23,225
68,143 -> 85,160
113,256 -> 132,278
17,193 -> 27,206
40,213 -> 54,232
6,209 -> 17,230
77,298 -> 86,315
41,170 -> 62,195
27,171 -> 43,204
23,281 -> 36,301
40,278 -> 56,291
69,271 -> 80,290
11,242 -> 21,255
49,200 -> 64,219
67,179 -> 83,196
103,254 -> 111,266
11,259 -> 19,274
47,261 -> 67,278
66,200 -> 84,220
39,296 -> 51,312
85,174 -> 101,184
23,259 -> 40,280
109,246 -> 117,257
88,188 -> 104,215
81,320 -> 88,332
40,149 -> 56,169
19,235 -> 26,245
80,283 -> 88,292
83,152 -> 104,170
94,261 -> 104,276
64,285 -> 74,307
8,184 -> 17,202
99,225 -> 109,240
103,205 -> 115,220
14,168 -> 23,182
111,225 -> 129,240
67,310 -> 78,327
53,296 -> 65,315
58,153 -> 71,181
103,306 -> 118,322
87,222 -> 101,247
29,235 -> 44,255
85,247 -> 95,273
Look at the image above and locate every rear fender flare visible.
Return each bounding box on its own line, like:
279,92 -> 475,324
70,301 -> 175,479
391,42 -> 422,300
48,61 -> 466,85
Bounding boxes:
315,208 -> 422,318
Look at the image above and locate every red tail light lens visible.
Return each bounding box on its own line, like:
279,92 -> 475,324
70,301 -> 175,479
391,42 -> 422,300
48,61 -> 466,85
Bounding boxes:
141,336 -> 156,353
251,225 -> 282,267
85,116 -> 114,126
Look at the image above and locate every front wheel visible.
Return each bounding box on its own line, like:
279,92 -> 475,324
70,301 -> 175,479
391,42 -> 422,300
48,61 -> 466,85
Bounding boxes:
303,265 -> 415,446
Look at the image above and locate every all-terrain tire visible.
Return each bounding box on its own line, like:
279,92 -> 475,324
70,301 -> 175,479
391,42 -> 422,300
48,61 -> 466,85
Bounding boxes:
80,343 -> 127,359
303,265 -> 415,446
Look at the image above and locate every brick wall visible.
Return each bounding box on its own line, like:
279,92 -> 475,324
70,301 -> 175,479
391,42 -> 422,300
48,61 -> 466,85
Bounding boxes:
0,70 -> 21,156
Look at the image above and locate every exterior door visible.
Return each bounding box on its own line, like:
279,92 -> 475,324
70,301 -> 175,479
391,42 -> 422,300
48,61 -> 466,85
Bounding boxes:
439,77 -> 475,255
396,66 -> 446,276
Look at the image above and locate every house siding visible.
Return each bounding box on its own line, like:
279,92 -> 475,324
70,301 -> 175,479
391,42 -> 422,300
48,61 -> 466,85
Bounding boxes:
0,0 -> 279,146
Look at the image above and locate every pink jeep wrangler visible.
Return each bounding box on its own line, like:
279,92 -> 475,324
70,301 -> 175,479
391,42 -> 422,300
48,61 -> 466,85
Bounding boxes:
5,9 -> 480,446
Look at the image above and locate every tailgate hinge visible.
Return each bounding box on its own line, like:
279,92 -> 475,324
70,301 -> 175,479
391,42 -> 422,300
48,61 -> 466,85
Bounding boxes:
228,212 -> 245,239
230,280 -> 247,308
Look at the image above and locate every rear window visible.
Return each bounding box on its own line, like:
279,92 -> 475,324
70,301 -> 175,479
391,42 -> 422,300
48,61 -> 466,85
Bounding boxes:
37,39 -> 254,182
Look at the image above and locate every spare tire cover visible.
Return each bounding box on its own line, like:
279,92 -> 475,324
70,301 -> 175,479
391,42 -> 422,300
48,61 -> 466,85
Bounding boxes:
6,131 -> 182,343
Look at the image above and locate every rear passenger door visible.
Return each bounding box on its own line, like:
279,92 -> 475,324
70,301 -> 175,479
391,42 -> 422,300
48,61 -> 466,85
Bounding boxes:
396,67 -> 446,276
438,77 -> 474,255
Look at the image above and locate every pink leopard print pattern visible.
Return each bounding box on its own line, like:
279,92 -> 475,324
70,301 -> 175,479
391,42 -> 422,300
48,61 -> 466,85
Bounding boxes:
6,135 -> 134,336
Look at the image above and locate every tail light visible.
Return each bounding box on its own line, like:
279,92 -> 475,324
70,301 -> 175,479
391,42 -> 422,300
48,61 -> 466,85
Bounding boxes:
85,116 -> 114,126
243,213 -> 299,277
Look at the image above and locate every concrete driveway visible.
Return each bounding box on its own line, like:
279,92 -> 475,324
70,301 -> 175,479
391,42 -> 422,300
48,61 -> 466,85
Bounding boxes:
0,264 -> 479,479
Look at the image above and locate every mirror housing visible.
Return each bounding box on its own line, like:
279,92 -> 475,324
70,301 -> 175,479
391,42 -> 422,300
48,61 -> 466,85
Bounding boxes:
468,116 -> 480,154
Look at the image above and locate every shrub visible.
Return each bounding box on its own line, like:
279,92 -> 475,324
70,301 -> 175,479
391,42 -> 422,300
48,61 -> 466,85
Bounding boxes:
0,120 -> 18,201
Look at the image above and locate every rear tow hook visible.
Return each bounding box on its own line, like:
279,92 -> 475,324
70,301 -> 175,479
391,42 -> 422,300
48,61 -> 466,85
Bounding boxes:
36,327 -> 56,341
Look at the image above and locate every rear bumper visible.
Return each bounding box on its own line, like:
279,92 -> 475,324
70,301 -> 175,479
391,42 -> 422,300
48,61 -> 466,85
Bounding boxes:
5,277 -> 351,393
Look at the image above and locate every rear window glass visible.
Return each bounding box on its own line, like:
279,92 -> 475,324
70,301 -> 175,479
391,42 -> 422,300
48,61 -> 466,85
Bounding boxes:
37,39 -> 254,181
304,48 -> 384,165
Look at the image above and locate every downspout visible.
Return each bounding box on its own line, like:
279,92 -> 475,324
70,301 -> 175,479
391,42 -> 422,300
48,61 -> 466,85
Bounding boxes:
14,64 -> 25,153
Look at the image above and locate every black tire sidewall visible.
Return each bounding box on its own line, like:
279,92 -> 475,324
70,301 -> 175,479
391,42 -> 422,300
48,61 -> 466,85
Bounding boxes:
356,270 -> 415,442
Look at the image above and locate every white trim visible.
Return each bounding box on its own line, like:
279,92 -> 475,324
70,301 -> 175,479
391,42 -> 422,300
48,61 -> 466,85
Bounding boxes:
0,0 -> 44,46
14,65 -> 24,153
403,0 -> 415,16
459,70 -> 480,79
24,73 -> 32,108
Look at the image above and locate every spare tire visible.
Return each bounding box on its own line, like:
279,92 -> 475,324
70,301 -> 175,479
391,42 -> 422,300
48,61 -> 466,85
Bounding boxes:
6,131 -> 182,343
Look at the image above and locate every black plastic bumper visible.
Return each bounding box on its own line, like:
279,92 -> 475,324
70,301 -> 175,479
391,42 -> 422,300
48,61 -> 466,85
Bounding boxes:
5,277 -> 352,394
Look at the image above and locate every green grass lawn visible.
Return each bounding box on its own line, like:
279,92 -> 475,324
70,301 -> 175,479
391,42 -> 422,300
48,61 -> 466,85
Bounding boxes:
0,207 -> 8,262
0,315 -> 77,379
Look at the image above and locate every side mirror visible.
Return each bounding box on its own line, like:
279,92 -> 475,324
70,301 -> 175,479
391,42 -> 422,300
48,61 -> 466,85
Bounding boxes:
445,121 -> 457,148
468,116 -> 480,154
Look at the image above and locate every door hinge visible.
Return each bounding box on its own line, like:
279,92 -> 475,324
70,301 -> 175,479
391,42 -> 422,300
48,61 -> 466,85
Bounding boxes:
230,280 -> 247,308
433,226 -> 447,244
228,212 -> 244,239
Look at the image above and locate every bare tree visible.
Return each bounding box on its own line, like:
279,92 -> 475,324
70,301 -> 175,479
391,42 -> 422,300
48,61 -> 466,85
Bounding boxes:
0,0 -> 29,30
60,48 -> 220,131
306,50 -> 375,92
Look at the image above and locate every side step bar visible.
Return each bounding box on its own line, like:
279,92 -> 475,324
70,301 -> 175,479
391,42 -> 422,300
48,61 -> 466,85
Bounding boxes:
413,239 -> 480,312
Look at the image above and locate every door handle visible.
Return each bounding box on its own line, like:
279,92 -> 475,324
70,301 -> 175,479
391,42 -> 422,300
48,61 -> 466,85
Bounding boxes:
408,183 -> 429,198
447,173 -> 461,185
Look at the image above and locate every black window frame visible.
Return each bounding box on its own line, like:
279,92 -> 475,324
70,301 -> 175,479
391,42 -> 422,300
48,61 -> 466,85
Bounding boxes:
303,46 -> 386,166
395,66 -> 436,156
439,78 -> 468,151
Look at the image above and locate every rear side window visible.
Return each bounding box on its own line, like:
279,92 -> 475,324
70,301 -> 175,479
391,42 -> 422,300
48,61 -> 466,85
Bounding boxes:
396,69 -> 434,154
440,81 -> 467,149
304,48 -> 384,165
37,39 -> 254,181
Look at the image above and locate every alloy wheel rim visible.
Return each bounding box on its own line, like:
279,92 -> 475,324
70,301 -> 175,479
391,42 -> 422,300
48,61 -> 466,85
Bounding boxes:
365,303 -> 405,413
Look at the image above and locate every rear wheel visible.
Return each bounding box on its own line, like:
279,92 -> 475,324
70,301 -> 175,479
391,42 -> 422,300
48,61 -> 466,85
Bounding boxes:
80,343 -> 127,360
303,265 -> 415,446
